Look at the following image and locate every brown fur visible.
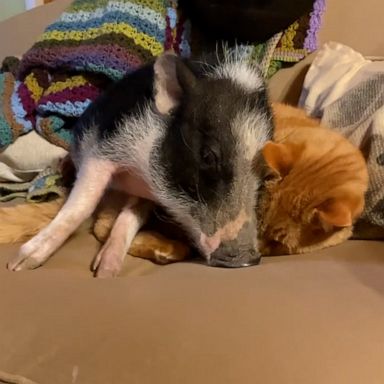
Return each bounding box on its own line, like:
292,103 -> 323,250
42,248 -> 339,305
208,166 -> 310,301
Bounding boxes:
0,103 -> 369,260
0,199 -> 65,243
259,102 -> 369,255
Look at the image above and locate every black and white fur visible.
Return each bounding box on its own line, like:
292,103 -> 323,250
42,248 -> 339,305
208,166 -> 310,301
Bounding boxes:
8,52 -> 273,276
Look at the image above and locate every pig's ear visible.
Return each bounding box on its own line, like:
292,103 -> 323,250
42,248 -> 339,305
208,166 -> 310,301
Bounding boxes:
262,141 -> 294,177
153,52 -> 196,115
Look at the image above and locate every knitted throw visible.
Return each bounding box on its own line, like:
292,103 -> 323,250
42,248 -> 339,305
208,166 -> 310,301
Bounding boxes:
237,0 -> 325,78
0,0 -> 190,150
0,0 -> 324,151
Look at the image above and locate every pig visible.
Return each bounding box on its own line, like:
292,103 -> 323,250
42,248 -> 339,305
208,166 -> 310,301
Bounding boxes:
7,51 -> 273,277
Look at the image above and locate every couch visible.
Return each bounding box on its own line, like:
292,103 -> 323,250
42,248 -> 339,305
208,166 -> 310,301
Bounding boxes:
1,1 -> 384,383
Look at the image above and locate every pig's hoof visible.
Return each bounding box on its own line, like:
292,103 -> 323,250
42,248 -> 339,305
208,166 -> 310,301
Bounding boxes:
94,261 -> 122,278
95,267 -> 119,278
7,242 -> 48,271
92,244 -> 124,278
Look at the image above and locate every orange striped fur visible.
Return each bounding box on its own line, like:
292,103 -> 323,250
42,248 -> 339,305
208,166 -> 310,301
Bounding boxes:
259,103 -> 369,255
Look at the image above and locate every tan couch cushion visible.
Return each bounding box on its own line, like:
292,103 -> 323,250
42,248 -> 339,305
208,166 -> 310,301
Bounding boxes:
1,236 -> 384,383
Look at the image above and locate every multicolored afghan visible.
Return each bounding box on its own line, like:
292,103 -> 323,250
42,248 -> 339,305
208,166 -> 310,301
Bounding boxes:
239,0 -> 326,78
0,0 -> 190,150
0,165 -> 66,203
0,0 -> 324,152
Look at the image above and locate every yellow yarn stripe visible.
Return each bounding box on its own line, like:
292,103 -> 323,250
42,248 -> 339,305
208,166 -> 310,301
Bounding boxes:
24,73 -> 44,103
45,76 -> 89,95
40,22 -> 163,56
280,21 -> 299,50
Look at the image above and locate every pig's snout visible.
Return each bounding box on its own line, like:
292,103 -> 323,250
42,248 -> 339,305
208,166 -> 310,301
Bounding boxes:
209,247 -> 261,268
199,209 -> 260,268
200,210 -> 261,268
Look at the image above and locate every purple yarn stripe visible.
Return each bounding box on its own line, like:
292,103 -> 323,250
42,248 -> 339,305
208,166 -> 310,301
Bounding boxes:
17,82 -> 35,115
304,0 -> 326,52
19,44 -> 143,78
38,84 -> 100,106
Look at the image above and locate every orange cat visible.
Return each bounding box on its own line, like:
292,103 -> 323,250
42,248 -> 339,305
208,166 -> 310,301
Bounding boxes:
259,102 -> 369,255
0,103 -> 369,262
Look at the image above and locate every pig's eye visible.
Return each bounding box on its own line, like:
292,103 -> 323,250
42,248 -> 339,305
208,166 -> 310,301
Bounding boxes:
200,146 -> 218,170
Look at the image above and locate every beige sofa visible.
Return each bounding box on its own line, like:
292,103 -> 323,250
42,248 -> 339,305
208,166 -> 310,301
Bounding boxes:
1,1 -> 384,383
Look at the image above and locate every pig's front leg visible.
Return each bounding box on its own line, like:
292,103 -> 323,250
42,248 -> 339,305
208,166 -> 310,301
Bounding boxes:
92,197 -> 152,278
7,158 -> 115,271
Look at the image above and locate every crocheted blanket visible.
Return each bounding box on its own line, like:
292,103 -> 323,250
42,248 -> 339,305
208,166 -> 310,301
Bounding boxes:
0,165 -> 66,203
0,0 -> 191,150
0,0 -> 324,152
299,42 -> 384,236
247,0 -> 325,78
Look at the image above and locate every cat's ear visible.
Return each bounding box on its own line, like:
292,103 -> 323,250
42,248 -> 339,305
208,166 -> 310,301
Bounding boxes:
262,141 -> 295,177
153,52 -> 197,115
316,199 -> 355,228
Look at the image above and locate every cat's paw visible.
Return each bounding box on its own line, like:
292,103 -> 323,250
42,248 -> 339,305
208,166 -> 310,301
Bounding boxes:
153,243 -> 190,264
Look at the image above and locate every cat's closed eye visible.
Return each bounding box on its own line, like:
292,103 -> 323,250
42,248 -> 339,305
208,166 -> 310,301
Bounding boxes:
264,173 -> 276,182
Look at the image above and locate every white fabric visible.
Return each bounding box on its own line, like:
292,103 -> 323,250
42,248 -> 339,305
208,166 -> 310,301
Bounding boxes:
0,131 -> 67,182
299,41 -> 384,116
